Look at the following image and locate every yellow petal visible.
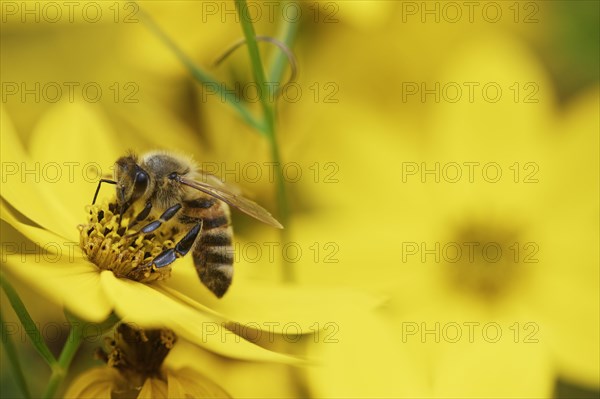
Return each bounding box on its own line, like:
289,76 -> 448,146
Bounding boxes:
102,99 -> 205,156
1,199 -> 72,251
337,0 -> 394,29
138,377 -> 168,399
432,339 -> 553,398
3,255 -> 111,322
28,101 -> 123,223
167,368 -> 230,398
308,311 -> 430,398
546,87 -> 599,209
524,90 -> 600,386
100,272 -> 300,364
529,214 -> 599,386
0,106 -> 73,238
164,263 -> 382,334
166,342 -> 297,398
166,371 -> 186,399
431,33 -> 555,158
120,2 -> 242,74
64,367 -> 116,399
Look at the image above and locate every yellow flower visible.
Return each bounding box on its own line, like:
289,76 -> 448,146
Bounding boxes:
0,101 -> 353,365
65,323 -> 230,399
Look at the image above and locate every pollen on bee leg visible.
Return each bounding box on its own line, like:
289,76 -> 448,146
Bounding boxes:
79,201 -> 176,283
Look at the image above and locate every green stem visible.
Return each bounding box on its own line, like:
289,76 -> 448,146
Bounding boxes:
0,312 -> 31,399
0,272 -> 57,366
137,6 -> 264,133
268,4 -> 300,86
235,0 -> 292,281
42,315 -> 84,399
269,3 -> 298,283
234,0 -> 274,124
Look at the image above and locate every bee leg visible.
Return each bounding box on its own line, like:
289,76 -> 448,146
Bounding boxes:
151,221 -> 203,268
137,203 -> 183,235
127,201 -> 153,229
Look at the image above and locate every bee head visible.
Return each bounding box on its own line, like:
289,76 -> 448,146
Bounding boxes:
114,154 -> 149,212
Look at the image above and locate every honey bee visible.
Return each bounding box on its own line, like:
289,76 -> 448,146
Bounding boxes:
92,151 -> 282,298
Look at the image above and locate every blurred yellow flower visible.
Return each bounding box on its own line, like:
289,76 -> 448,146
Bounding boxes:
196,24 -> 597,397
383,36 -> 599,397
65,323 -> 229,399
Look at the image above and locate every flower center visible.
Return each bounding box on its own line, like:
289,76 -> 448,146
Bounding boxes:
97,323 -> 176,392
443,223 -> 526,301
79,201 -> 176,283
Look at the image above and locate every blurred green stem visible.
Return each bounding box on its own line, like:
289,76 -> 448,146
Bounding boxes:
269,4 -> 300,86
42,313 -> 84,399
235,0 -> 292,282
137,7 -> 264,133
1,273 -> 118,398
0,312 -> 31,399
0,272 -> 56,366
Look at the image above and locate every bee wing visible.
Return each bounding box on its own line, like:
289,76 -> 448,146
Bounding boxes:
179,176 -> 283,229
195,168 -> 243,195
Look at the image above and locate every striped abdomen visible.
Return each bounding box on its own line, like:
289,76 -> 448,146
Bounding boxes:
180,196 -> 233,298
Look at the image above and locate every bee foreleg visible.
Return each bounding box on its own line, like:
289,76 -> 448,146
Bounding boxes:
138,203 -> 183,235
92,178 -> 116,205
150,221 -> 202,268
127,200 -> 153,229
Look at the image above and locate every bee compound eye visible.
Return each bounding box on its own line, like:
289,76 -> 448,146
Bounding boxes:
132,170 -> 149,201
135,170 -> 148,186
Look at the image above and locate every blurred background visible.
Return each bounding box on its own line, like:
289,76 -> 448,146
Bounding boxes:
1,1 -> 599,398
